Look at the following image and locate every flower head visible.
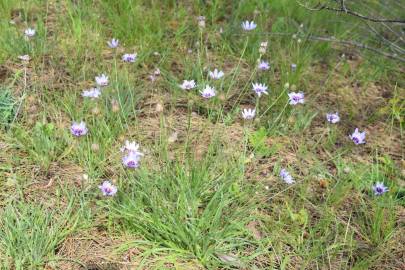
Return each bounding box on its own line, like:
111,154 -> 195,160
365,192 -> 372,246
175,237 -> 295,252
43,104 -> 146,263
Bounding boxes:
99,180 -> 117,196
82,88 -> 101,99
372,182 -> 388,196
252,83 -> 268,97
95,74 -> 109,87
122,152 -> 141,169
120,140 -> 144,156
122,53 -> 137,63
258,61 -> 270,71
209,69 -> 224,80
70,121 -> 88,137
107,38 -> 119,48
291,63 -> 297,71
326,112 -> 340,124
200,85 -> 216,99
241,21 -> 257,31
288,92 -> 305,105
179,80 -> 196,90
24,28 -> 36,37
18,55 -> 30,62
241,108 -> 256,120
279,168 -> 295,184
349,128 -> 366,145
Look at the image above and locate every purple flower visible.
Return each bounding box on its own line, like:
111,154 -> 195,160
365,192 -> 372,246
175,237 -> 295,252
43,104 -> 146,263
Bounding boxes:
70,121 -> 88,137
279,168 -> 295,184
349,128 -> 366,145
372,182 -> 388,196
326,112 -> 340,124
107,38 -> 119,48
209,69 -> 224,80
95,74 -> 109,87
120,140 -> 144,156
200,85 -> 216,99
252,83 -> 268,97
288,92 -> 305,105
241,21 -> 257,31
82,88 -> 101,99
241,108 -> 255,120
291,63 -> 297,71
122,152 -> 141,169
24,28 -> 36,37
99,180 -> 117,196
122,53 -> 137,62
258,61 -> 270,71
179,80 -> 196,90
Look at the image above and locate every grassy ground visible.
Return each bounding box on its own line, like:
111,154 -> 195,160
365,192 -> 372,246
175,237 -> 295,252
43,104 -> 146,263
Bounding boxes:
0,0 -> 404,269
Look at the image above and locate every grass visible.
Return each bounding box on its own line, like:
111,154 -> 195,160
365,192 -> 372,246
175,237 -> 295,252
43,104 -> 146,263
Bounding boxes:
0,0 -> 404,269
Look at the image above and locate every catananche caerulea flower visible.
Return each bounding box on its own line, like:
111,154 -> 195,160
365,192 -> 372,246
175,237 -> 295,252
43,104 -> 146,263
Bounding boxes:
258,61 -> 270,71
95,74 -> 109,87
241,21 -> 257,31
349,128 -> 366,145
120,140 -> 143,156
288,92 -> 305,105
179,80 -> 196,90
122,53 -> 137,62
82,88 -> 101,99
99,180 -> 117,196
209,69 -> 224,80
122,151 -> 141,168
252,83 -> 268,97
24,28 -> 36,37
242,108 -> 256,120
326,112 -> 340,124
291,63 -> 297,71
279,168 -> 295,184
372,182 -> 388,196
200,85 -> 216,98
107,38 -> 119,48
70,121 -> 88,137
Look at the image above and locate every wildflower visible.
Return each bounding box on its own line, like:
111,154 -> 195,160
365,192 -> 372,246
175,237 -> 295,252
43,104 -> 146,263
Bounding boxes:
154,68 -> 161,76
82,88 -> 101,99
197,16 -> 206,28
122,53 -> 137,62
18,55 -> 30,62
258,61 -> 270,71
95,74 -> 109,87
291,63 -> 297,71
209,68 -> 224,80
326,112 -> 340,124
200,85 -> 216,99
349,128 -> 366,145
241,108 -> 256,120
241,21 -> 257,31
120,140 -> 144,156
288,92 -> 305,105
70,121 -> 88,137
122,152 -> 141,169
179,80 -> 196,90
252,83 -> 268,97
107,38 -> 119,48
24,28 -> 36,37
99,180 -> 117,196
372,182 -> 388,196
279,168 -> 295,184
259,42 -> 268,54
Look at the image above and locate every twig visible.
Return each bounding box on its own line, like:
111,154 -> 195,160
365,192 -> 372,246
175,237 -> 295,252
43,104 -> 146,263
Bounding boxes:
297,0 -> 405,23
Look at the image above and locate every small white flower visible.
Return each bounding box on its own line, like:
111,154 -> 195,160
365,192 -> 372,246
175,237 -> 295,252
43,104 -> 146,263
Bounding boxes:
24,28 -> 36,37
241,21 -> 257,31
258,61 -> 270,71
291,63 -> 297,71
122,53 -> 137,62
209,68 -> 224,80
95,74 -> 109,87
241,108 -> 256,120
252,83 -> 268,97
179,80 -> 196,90
18,55 -> 30,62
200,85 -> 216,99
107,38 -> 119,48
120,140 -> 144,157
326,112 -> 340,124
82,88 -> 101,99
